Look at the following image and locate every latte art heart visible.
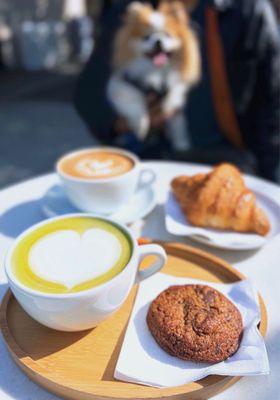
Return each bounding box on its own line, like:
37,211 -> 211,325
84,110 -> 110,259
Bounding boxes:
58,150 -> 134,179
12,217 -> 132,294
76,158 -> 123,177
29,229 -> 122,289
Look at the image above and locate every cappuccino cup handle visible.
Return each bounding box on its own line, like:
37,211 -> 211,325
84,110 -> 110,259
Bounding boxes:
137,168 -> 156,191
135,244 -> 167,283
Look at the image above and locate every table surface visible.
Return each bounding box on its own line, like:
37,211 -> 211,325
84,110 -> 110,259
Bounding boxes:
0,161 -> 279,400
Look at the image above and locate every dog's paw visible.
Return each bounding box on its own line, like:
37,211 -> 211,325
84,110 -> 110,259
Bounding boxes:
162,98 -> 179,116
130,114 -> 150,140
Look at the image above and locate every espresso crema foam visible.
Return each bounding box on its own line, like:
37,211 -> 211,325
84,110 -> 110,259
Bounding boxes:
12,217 -> 132,294
59,150 -> 134,179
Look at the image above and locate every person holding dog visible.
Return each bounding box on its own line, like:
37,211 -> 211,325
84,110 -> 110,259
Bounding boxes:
74,0 -> 280,183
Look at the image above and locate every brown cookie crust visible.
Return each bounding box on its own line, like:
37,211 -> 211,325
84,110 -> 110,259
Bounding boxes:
146,284 -> 243,363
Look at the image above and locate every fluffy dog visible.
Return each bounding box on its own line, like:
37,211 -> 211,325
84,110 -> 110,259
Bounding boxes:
107,1 -> 200,142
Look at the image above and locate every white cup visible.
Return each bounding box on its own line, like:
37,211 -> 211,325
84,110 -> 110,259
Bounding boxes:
5,214 -> 166,332
56,147 -> 156,214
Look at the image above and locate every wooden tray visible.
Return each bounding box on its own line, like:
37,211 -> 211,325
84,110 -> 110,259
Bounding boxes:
0,242 -> 267,400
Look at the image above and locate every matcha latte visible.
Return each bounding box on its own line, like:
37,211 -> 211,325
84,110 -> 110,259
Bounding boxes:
11,217 -> 132,294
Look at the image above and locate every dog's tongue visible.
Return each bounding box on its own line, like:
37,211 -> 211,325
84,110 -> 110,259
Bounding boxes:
153,52 -> 168,67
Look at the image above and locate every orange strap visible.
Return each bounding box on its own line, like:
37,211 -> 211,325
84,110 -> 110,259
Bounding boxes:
205,6 -> 244,149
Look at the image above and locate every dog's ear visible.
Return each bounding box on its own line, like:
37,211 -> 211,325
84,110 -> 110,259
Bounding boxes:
159,1 -> 188,24
171,2 -> 189,23
179,0 -> 199,12
126,2 -> 152,23
127,2 -> 145,16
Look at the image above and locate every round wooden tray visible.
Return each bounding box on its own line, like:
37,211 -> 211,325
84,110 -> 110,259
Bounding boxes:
0,242 -> 267,400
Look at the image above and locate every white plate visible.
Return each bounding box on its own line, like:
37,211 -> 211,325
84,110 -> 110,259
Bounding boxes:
40,184 -> 156,225
165,189 -> 280,250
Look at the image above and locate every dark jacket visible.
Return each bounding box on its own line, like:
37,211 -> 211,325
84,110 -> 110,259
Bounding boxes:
74,0 -> 280,182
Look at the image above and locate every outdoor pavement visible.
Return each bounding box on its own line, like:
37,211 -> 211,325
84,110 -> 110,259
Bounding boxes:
0,68 -> 98,189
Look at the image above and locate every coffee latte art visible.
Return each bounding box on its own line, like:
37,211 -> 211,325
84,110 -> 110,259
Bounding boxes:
12,217 -> 132,294
59,150 -> 134,179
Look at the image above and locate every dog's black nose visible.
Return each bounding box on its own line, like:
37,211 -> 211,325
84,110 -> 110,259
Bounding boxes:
154,39 -> 163,52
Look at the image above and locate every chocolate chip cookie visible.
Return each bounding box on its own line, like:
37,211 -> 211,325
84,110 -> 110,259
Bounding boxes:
146,284 -> 243,363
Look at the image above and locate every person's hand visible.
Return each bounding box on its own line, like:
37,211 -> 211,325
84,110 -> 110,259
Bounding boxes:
114,116 -> 130,135
113,93 -> 176,135
147,93 -> 176,129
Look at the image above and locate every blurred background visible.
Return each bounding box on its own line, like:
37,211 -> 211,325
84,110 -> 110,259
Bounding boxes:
0,0 -> 279,189
0,0 -> 100,188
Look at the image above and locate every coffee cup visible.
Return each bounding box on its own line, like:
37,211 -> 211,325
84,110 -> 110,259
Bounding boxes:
56,147 -> 156,214
5,214 -> 166,331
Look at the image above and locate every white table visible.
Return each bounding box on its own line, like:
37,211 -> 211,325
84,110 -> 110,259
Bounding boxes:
0,161 -> 279,400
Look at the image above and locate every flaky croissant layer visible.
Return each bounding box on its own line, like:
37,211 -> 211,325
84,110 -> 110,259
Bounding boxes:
171,163 -> 270,236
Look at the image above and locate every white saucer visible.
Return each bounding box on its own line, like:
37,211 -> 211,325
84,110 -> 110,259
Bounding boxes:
165,189 -> 280,250
40,184 -> 156,225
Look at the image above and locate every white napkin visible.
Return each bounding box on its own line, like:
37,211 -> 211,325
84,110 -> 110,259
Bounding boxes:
114,274 -> 269,388
165,192 -> 267,249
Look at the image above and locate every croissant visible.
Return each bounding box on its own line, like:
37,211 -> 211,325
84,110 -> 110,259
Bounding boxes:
171,163 -> 270,236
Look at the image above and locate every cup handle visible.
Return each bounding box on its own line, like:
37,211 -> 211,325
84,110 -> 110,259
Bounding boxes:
135,244 -> 167,283
137,168 -> 156,191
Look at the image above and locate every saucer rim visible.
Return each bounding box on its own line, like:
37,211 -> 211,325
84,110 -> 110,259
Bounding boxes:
41,183 -> 156,225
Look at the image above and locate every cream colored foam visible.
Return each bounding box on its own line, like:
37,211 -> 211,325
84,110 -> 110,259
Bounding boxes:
59,151 -> 134,179
76,158 -> 124,178
29,228 -> 122,289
